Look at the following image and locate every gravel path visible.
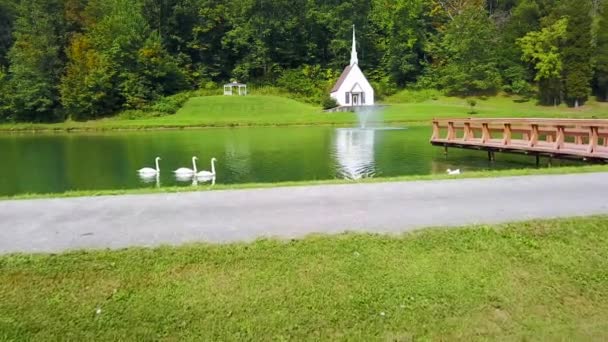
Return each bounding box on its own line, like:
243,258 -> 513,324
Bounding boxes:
1,173 -> 607,254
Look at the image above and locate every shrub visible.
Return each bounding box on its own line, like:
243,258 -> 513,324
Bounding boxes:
148,92 -> 192,114
321,96 -> 338,109
385,89 -> 443,104
467,98 -> 477,114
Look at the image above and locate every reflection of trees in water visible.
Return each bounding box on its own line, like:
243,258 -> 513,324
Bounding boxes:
333,128 -> 376,180
223,138 -> 251,181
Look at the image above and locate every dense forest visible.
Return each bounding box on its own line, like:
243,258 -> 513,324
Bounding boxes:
0,0 -> 607,122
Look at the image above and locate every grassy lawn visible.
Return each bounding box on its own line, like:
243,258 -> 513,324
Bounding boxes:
1,216 -> 607,340
3,164 -> 608,200
2,94 -> 608,132
382,95 -> 608,123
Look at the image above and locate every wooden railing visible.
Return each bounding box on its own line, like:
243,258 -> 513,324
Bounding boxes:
431,118 -> 608,159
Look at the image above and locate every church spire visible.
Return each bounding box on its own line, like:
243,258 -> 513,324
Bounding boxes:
350,24 -> 358,66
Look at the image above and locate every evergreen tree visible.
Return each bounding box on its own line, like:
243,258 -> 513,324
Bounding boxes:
561,0 -> 593,107
596,0 -> 608,101
7,0 -> 65,122
0,0 -> 16,67
495,0 -> 541,96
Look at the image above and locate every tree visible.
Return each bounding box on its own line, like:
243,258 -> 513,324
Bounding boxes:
561,0 -> 593,107
0,68 -> 9,120
0,0 -> 16,67
495,0 -> 541,94
434,7 -> 502,95
518,18 -> 568,105
372,0 -> 433,86
596,0 -> 608,100
61,0 -> 185,120
7,0 -> 65,122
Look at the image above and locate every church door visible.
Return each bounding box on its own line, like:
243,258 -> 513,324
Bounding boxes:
352,94 -> 359,105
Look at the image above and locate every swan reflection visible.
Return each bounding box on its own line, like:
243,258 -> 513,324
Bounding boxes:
333,128 -> 376,180
139,173 -> 160,188
192,175 -> 216,186
176,173 -> 216,187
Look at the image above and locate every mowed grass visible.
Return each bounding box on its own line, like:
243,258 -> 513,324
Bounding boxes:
1,216 -> 608,340
2,94 -> 608,132
382,95 -> 608,123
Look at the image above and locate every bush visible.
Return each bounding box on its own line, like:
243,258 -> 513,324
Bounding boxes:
276,65 -> 339,104
384,89 -> 443,104
321,96 -> 338,109
148,92 -> 192,114
467,98 -> 477,114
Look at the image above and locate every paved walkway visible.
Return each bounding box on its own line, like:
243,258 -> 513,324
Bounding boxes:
1,173 -> 608,254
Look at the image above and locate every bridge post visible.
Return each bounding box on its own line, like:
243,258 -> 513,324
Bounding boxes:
555,126 -> 565,150
503,123 -> 512,146
588,126 -> 599,153
529,124 -> 539,147
481,123 -> 490,143
447,122 -> 455,141
463,122 -> 471,141
431,121 -> 440,140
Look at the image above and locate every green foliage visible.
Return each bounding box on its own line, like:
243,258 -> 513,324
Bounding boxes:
7,0 -> 65,122
1,0 -> 607,122
561,0 -> 593,107
385,89 -> 442,103
372,0 -> 431,86
597,0 -> 608,101
321,95 -> 338,110
435,8 -> 502,95
467,98 -> 477,114
61,0 -> 187,121
496,0 -> 541,93
0,0 -> 16,66
276,65 -> 338,104
0,68 -> 9,121
518,18 -> 568,105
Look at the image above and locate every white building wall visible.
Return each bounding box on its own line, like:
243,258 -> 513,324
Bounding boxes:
330,65 -> 375,107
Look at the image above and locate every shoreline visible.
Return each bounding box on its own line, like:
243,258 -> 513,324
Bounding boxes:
0,119 -> 430,133
2,165 -> 607,201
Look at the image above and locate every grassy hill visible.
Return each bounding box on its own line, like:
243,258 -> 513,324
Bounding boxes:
156,95 -> 330,126
2,92 -> 608,132
381,90 -> 608,123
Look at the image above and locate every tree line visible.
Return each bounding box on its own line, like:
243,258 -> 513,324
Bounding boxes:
0,0 -> 607,122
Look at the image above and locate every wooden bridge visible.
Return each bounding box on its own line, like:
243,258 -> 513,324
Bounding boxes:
430,118 -> 608,163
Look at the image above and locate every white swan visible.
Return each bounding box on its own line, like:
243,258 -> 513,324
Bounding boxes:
196,158 -> 217,178
138,157 -> 161,175
174,156 -> 198,175
447,168 -> 461,175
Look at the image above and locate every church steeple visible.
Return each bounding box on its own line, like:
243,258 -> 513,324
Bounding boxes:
350,25 -> 358,66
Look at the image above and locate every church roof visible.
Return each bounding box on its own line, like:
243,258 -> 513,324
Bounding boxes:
330,65 -> 353,93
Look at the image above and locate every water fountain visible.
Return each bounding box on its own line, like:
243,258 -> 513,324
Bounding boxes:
333,106 -> 406,180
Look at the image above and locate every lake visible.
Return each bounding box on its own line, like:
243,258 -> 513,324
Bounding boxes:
0,126 -> 573,196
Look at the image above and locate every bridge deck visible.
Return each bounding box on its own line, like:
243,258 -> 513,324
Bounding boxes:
430,118 -> 608,161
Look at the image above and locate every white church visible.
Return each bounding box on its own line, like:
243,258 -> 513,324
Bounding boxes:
330,26 -> 375,107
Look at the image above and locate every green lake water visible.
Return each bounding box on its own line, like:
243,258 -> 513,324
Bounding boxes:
0,126 -> 574,196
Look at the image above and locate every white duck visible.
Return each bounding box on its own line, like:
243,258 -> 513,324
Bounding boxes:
196,158 -> 217,178
174,156 -> 198,176
447,168 -> 461,175
138,157 -> 161,175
